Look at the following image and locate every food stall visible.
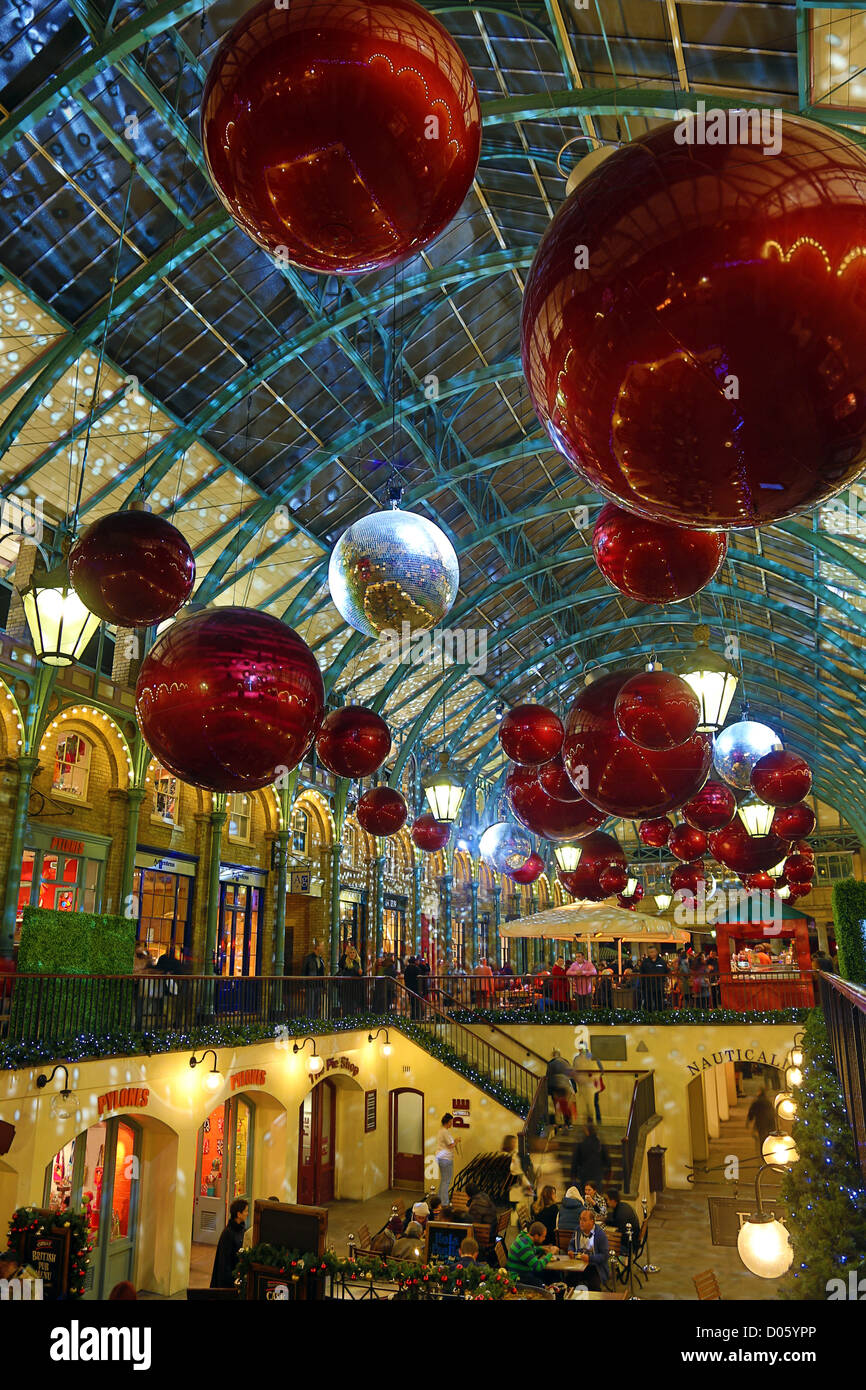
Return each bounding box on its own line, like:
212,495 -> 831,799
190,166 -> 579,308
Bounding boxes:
713,898 -> 814,1009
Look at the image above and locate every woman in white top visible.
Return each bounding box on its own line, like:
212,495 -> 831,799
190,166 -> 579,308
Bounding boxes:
435,1113 -> 460,1205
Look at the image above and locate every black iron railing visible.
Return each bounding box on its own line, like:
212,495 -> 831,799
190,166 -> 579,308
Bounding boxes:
620,1072 -> 657,1193
817,971 -> 866,1176
423,971 -> 813,1012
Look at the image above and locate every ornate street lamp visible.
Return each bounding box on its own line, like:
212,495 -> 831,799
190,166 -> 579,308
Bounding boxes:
422,750 -> 467,824
554,843 -> 583,874
22,559 -> 100,666
737,1164 -> 794,1279
740,795 -> 776,839
673,624 -> 739,734
654,891 -> 673,912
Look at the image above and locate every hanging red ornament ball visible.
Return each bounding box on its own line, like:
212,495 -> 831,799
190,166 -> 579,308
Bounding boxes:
613,670 -> 701,751
598,864 -> 628,896
617,883 -> 644,910
201,0 -> 481,276
508,850 -> 545,885
592,503 -> 727,602
505,763 -> 605,842
68,510 -> 195,627
783,853 -> 815,884
410,813 -> 451,853
668,823 -> 708,862
135,607 -> 323,792
750,750 -> 813,807
794,839 -> 815,860
558,868 -> 607,903
562,671 -> 713,818
499,704 -> 564,766
708,816 -> 788,875
744,871 -> 774,891
537,752 -> 586,802
788,883 -> 813,901
670,860 -> 706,895
638,816 -> 673,848
357,786 -> 408,837
681,780 -> 737,833
315,706 -> 391,779
771,803 -> 817,841
522,117 -> 866,529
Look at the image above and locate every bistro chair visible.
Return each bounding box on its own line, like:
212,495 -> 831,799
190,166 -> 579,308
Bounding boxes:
693,1269 -> 722,1300
555,1229 -> 572,1253
450,1188 -> 469,1212
494,1239 -> 509,1269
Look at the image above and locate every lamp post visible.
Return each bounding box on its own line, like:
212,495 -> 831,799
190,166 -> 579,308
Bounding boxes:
422,751 -> 467,823
740,795 -> 776,839
554,843 -> 582,874
737,1163 -> 794,1278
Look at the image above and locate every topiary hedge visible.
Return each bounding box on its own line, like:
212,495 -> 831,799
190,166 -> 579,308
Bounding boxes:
831,878 -> 866,986
10,906 -> 136,1038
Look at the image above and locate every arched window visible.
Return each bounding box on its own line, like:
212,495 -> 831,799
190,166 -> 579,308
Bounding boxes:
292,808 -> 309,856
153,765 -> 178,823
52,732 -> 91,799
228,793 -> 251,842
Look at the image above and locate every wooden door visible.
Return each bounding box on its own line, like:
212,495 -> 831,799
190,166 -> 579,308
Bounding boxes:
298,1081 -> 336,1205
390,1088 -> 424,1186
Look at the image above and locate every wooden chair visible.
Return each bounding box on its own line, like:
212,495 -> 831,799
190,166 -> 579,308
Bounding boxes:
356,1224 -> 372,1251
494,1240 -> 508,1269
496,1210 -> 511,1239
555,1229 -> 572,1253
693,1269 -> 722,1300
450,1189 -> 469,1212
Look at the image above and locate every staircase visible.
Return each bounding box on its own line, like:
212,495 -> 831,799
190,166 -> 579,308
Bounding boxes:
536,1126 -> 626,1194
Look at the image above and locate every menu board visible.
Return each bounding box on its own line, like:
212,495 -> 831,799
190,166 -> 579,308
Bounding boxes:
22,1217 -> 70,1300
364,1090 -> 377,1133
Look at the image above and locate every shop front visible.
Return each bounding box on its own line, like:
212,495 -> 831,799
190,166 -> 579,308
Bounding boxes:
44,1114 -> 141,1299
133,847 -> 196,961
297,1079 -> 336,1205
217,864 -> 267,976
16,823 -> 112,933
382,892 -> 408,962
192,1093 -> 255,1243
339,886 -> 368,965
714,902 -> 814,1009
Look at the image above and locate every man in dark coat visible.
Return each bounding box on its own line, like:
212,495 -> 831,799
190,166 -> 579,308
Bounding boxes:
747,1088 -> 775,1152
570,1123 -> 610,1191
605,1188 -> 641,1255
301,939 -> 326,1018
210,1199 -> 248,1289
466,1182 -> 498,1252
403,956 -> 421,1018
639,946 -> 669,1011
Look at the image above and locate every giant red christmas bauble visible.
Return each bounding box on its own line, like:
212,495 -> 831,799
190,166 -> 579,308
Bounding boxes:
638,816 -> 673,848
614,670 -> 701,751
783,853 -> 815,884
682,780 -> 737,833
201,0 -> 481,276
538,752 -> 584,802
744,872 -> 775,891
593,503 -> 727,602
559,868 -> 607,903
708,816 -> 788,875
69,510 -> 195,627
410,813 -> 451,853
508,850 -> 545,885
135,606 -> 324,792
794,840 -> 815,860
315,706 -> 391,779
505,763 -> 605,841
750,750 -> 813,807
671,860 -> 706,894
771,803 -> 817,841
598,864 -> 628,896
500,704 -> 564,766
562,671 -> 712,817
669,823 -> 708,862
618,883 -> 645,910
788,884 -> 813,901
522,117 -> 866,528
357,786 -> 408,837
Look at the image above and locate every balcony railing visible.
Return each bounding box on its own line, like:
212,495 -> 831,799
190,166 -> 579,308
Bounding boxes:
417,971 -> 813,1012
817,971 -> 866,1177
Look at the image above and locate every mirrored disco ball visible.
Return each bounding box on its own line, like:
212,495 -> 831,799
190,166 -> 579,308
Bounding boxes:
714,719 -> 782,790
328,507 -> 460,638
479,821 -> 532,874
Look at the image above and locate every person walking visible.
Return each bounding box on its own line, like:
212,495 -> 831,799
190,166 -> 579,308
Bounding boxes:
547,1047 -> 576,1130
435,1112 -> 460,1206
210,1199 -> 248,1289
570,1123 -> 611,1192
747,1088 -> 775,1153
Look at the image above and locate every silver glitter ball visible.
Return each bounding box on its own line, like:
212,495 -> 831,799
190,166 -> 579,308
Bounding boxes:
479,821 -> 532,874
713,719 -> 782,790
328,507 -> 459,639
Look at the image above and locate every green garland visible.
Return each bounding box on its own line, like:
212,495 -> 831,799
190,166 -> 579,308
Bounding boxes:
831,878 -> 866,986
450,1006 -> 808,1027
8,1205 -> 91,1299
235,1242 -> 519,1301
780,1009 -> 866,1300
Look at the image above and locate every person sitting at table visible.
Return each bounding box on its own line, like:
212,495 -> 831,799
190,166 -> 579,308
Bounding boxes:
556,1185 -> 586,1233
604,1188 -> 641,1255
581,1180 -> 608,1222
455,1235 -> 485,1268
402,1199 -> 430,1233
392,1222 -> 425,1260
568,1208 -> 610,1292
507,1222 -> 555,1288
531,1185 -> 559,1244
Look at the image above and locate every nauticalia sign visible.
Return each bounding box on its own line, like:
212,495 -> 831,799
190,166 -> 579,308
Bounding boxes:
686,1046 -> 783,1076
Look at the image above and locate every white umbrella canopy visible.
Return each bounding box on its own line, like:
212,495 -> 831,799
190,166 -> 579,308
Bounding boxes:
499,900 -> 691,944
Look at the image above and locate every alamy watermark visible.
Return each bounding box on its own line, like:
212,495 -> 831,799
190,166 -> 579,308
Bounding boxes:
378,621 -> 488,676
0,1274 -> 43,1300
674,100 -> 782,157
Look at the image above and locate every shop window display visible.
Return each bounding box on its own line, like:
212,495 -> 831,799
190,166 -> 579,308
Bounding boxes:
200,1103 -> 225,1198
52,732 -> 92,799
